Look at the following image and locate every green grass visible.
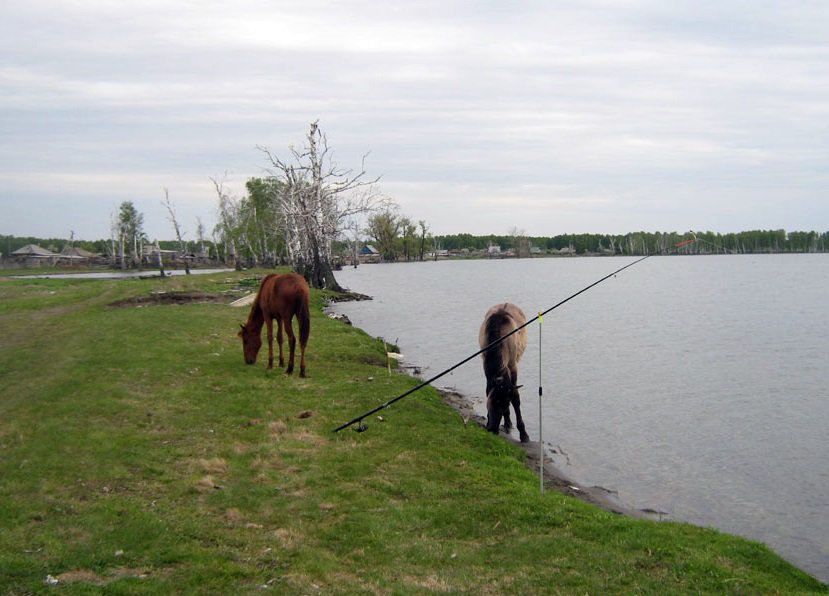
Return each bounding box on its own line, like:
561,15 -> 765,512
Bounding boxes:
0,271 -> 825,594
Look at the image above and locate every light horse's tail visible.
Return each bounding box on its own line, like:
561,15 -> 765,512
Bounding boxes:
482,311 -> 512,382
480,304 -> 527,384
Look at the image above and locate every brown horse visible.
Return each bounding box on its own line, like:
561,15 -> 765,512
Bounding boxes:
479,303 -> 529,442
238,272 -> 310,377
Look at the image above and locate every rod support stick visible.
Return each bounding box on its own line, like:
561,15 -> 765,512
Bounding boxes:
538,311 -> 544,494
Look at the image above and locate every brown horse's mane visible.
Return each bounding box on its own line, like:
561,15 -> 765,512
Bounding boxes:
244,274 -> 276,331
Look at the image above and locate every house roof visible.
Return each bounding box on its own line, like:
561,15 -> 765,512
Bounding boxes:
11,244 -> 59,257
360,245 -> 379,255
61,246 -> 97,258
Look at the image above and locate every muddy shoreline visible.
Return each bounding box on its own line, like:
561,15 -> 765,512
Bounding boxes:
437,387 -> 658,519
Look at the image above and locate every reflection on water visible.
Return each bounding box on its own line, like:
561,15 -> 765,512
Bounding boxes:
333,255 -> 829,583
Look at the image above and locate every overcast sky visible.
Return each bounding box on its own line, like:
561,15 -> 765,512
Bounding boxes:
1,1 -> 827,241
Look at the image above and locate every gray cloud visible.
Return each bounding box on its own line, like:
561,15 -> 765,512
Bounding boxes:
1,0 -> 827,239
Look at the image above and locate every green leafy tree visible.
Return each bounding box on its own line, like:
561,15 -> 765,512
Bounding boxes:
116,201 -> 144,269
367,209 -> 402,262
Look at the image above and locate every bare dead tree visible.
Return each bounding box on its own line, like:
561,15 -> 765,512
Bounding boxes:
108,212 -> 120,269
258,121 -> 388,290
210,176 -> 242,270
344,217 -> 362,268
509,226 -> 529,258
195,217 -> 207,257
162,188 -> 190,275
154,239 -> 165,278
418,220 -> 430,262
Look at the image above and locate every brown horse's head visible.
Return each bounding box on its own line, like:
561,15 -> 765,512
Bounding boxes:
238,323 -> 262,365
485,376 -> 521,434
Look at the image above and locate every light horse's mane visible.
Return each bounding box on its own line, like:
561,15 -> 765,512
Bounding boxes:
481,307 -> 526,384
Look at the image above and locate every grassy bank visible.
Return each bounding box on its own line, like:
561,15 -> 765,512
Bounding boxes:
0,270 -> 824,594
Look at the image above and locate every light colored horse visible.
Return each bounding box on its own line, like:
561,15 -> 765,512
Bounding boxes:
479,303 -> 529,442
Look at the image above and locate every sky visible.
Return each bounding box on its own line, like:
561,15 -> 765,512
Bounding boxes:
1,0 -> 828,242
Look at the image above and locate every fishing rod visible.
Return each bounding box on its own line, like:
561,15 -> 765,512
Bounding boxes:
332,233 -> 698,433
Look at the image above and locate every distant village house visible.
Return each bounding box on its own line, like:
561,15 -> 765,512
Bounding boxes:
358,245 -> 381,262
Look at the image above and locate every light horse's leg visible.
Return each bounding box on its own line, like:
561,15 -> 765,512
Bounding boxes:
485,380 -> 497,432
283,314 -> 297,375
486,398 -> 501,434
509,366 -> 530,443
511,395 -> 529,443
501,340 -> 513,431
485,379 -> 506,434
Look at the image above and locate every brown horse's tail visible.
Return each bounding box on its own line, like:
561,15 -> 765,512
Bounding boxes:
298,291 -> 311,348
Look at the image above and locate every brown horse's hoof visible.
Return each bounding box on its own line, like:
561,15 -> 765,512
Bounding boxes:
520,434 -> 530,443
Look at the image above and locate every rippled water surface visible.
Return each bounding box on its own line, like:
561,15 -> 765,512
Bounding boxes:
332,255 -> 829,582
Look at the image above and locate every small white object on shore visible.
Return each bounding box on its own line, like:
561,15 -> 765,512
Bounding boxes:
230,293 -> 256,307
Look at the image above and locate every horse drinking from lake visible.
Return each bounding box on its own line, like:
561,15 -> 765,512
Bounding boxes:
238,272 -> 310,377
479,303 -> 529,442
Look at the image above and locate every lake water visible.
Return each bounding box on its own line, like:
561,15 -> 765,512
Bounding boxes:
331,255 -> 829,583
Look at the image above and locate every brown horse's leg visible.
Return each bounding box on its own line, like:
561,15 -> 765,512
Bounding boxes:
284,316 -> 296,375
276,315 -> 285,368
265,317 -> 275,369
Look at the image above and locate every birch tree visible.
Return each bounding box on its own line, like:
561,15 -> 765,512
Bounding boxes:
117,201 -> 144,269
211,176 -> 242,269
258,121 -> 387,291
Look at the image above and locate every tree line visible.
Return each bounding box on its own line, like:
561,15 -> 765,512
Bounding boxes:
7,226 -> 826,271
436,229 -> 829,255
